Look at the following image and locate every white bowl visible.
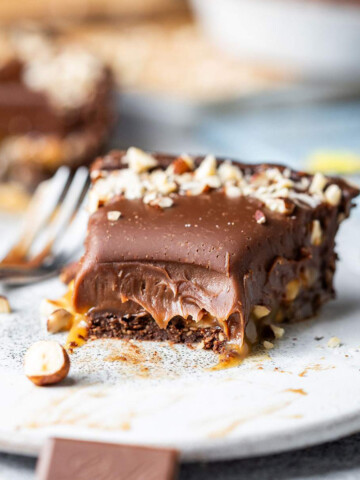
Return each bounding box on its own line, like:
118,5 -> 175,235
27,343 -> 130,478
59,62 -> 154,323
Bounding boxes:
191,0 -> 360,81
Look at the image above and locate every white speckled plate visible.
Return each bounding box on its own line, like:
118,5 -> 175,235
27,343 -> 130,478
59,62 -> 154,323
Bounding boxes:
0,212 -> 359,461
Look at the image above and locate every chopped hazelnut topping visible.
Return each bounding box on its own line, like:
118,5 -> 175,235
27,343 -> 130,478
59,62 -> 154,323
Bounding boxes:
252,305 -> 271,319
47,309 -> 73,334
149,170 -> 176,195
270,324 -> 285,339
324,184 -> 342,206
196,340 -> 205,350
218,161 -> 243,183
0,295 -> 11,313
181,154 -> 195,171
170,156 -> 194,175
184,183 -> 209,196
40,298 -> 59,319
143,191 -> 157,204
225,185 -> 242,198
149,196 -> 174,209
311,220 -> 323,246
263,340 -> 274,350
202,175 -> 222,189
265,198 -> 294,215
124,147 -> 158,173
107,210 -> 122,221
301,267 -> 318,288
89,148 -> 343,219
87,190 -> 101,214
90,169 -> 103,181
327,336 -> 341,348
194,154 -> 217,179
285,279 -> 300,301
309,172 -> 327,195
255,210 -> 266,224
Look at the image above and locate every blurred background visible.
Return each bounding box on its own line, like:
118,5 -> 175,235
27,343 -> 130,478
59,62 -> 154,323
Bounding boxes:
0,0 -> 359,212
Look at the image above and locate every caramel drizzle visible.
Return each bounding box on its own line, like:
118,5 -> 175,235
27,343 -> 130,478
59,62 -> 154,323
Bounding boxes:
45,284 -> 276,370
211,343 -> 250,371
46,282 -> 88,352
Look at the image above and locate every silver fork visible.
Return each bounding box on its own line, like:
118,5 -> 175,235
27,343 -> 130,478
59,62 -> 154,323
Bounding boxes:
0,166 -> 89,286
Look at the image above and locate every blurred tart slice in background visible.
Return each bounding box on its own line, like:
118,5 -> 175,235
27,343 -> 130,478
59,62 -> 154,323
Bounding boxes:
0,25 -> 114,209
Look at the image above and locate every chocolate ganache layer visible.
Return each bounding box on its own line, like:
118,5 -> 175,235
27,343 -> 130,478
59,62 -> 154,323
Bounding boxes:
71,148 -> 359,351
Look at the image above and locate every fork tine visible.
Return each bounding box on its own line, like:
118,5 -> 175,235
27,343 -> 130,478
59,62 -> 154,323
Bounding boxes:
0,261 -> 65,286
0,166 -> 89,280
0,245 -> 84,286
28,167 -> 89,266
1,166 -> 72,265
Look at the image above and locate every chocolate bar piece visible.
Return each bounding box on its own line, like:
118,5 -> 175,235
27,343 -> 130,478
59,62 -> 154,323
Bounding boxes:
0,28 -> 113,191
37,438 -> 178,480
71,148 -> 359,353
